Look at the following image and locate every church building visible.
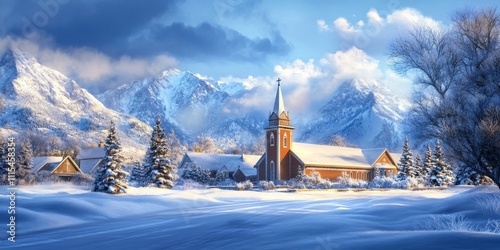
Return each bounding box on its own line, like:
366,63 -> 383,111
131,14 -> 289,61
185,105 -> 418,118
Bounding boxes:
255,79 -> 398,182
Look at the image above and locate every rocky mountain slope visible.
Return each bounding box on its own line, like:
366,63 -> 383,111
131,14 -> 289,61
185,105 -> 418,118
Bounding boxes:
299,79 -> 410,150
0,48 -> 151,158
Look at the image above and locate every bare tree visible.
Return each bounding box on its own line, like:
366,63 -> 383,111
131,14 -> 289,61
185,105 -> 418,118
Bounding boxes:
389,8 -> 500,188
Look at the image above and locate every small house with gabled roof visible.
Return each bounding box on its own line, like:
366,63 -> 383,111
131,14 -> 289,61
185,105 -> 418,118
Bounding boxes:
32,156 -> 83,180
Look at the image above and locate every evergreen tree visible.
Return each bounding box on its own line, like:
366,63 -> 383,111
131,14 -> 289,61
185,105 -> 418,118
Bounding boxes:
215,170 -> 227,182
93,122 -> 129,194
143,116 -> 176,188
423,144 -> 433,181
396,137 -> 416,180
373,166 -> 381,179
129,161 -> 147,187
295,165 -> 306,182
182,163 -> 211,184
414,154 -> 423,179
428,140 -> 454,187
17,139 -> 35,185
455,165 -> 492,186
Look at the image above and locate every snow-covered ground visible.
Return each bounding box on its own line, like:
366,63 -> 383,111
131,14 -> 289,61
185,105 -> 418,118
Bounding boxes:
1,184 -> 499,249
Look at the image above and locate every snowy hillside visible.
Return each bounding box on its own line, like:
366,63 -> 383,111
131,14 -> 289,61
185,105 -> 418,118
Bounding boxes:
300,79 -> 410,150
0,48 -> 151,157
98,70 -> 265,148
2,184 -> 499,249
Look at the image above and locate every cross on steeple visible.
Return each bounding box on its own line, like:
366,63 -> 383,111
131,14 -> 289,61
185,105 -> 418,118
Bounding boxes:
277,78 -> 281,86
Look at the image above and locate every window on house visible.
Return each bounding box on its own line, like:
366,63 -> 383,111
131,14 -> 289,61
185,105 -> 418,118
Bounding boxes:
270,133 -> 275,146
283,133 -> 287,148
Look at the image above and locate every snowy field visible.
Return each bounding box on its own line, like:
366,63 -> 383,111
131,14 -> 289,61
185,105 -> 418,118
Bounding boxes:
1,184 -> 499,250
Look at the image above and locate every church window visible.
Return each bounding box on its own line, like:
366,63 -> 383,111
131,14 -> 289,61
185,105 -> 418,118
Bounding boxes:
270,133 -> 275,146
283,133 -> 288,148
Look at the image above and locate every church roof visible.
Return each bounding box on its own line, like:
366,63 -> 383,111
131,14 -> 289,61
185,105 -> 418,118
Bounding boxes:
272,80 -> 286,116
292,143 -> 390,169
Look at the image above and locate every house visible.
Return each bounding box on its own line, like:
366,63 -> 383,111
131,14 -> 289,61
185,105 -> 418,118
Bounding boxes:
76,147 -> 106,174
233,166 -> 257,183
255,79 -> 398,182
32,156 -> 83,180
178,152 -> 260,182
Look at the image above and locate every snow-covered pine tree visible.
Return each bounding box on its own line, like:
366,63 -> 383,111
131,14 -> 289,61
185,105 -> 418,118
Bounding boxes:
428,140 -> 454,187
129,161 -> 147,187
373,166 -> 381,179
143,116 -> 176,188
396,137 -> 416,180
415,154 -> 423,178
17,139 -> 35,185
215,170 -> 226,182
182,163 -> 211,184
454,165 -> 491,185
295,165 -> 306,182
423,144 -> 433,181
93,122 -> 129,194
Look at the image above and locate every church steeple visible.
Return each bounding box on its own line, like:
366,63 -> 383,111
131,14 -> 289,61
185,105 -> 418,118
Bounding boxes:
269,78 -> 291,127
272,78 -> 285,116
262,78 -> 294,182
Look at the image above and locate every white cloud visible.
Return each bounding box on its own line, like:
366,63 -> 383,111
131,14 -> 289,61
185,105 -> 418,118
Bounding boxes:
316,19 -> 331,32
331,8 -> 442,55
220,47 -> 412,119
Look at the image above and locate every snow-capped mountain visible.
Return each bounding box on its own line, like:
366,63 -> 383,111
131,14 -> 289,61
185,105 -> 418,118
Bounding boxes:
299,79 -> 410,150
98,70 -> 265,148
0,48 -> 151,157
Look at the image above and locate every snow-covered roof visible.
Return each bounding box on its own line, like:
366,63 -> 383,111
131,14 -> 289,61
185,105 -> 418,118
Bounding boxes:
235,166 -> 257,176
32,157 -> 63,173
362,148 -> 388,165
391,153 -> 403,163
79,159 -> 103,173
292,143 -> 390,169
182,152 -> 260,172
39,162 -> 60,173
77,147 -> 106,160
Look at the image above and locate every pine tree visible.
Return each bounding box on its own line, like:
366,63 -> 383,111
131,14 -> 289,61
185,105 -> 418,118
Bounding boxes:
143,116 -> 176,188
93,122 -> 129,194
454,165 -> 491,186
17,139 -> 35,185
182,163 -> 211,184
215,170 -> 226,182
396,137 -> 416,180
423,144 -> 433,181
428,140 -> 454,187
295,165 -> 306,182
129,161 -> 147,187
414,154 -> 423,179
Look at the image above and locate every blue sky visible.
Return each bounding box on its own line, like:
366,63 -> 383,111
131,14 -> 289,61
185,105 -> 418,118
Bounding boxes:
0,0 -> 499,110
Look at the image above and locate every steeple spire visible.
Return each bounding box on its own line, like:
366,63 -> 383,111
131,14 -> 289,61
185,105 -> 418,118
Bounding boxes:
273,78 -> 285,116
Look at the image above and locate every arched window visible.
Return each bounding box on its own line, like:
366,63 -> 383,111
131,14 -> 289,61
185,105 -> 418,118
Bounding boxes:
283,133 -> 288,148
270,161 -> 275,180
270,133 -> 275,146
